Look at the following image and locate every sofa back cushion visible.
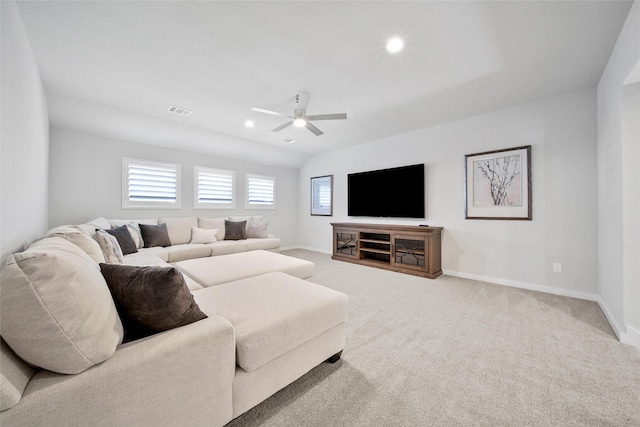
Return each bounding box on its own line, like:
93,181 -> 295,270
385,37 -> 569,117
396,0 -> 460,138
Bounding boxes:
198,217 -> 227,241
46,225 -> 106,264
0,237 -> 124,374
159,217 -> 198,245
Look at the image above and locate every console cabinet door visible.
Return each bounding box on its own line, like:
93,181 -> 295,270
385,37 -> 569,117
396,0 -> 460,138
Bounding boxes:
334,228 -> 358,259
392,234 -> 427,273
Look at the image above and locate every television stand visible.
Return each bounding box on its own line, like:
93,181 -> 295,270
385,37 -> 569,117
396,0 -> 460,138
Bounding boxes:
331,223 -> 443,279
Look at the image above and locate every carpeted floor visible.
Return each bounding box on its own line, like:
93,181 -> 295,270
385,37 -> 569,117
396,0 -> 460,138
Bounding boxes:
227,250 -> 640,427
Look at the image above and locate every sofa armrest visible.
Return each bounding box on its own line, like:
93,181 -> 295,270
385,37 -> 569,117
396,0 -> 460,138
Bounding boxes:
0,315 -> 235,427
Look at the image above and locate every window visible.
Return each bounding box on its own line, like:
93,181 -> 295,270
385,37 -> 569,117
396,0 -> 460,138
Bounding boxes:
194,166 -> 235,209
122,158 -> 181,209
246,173 -> 276,209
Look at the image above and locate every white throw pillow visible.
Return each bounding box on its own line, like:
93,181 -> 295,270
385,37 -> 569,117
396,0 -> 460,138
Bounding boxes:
246,217 -> 269,238
198,217 -> 227,241
0,237 -> 124,374
190,226 -> 218,244
94,230 -> 124,264
126,222 -> 144,249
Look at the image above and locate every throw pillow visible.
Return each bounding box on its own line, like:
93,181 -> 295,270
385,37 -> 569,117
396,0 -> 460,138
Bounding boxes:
139,223 -> 172,248
224,220 -> 247,240
94,230 -> 124,264
105,225 -> 138,255
126,222 -> 144,249
190,226 -> 217,244
99,264 -> 208,342
246,217 -> 269,238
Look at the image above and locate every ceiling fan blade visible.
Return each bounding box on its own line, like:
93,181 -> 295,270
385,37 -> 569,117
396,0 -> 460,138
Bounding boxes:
252,107 -> 284,116
296,92 -> 310,115
271,121 -> 293,132
306,113 -> 347,121
305,122 -> 324,136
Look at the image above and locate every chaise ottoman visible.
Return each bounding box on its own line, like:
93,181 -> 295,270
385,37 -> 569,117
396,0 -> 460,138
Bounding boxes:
173,249 -> 315,288
192,271 -> 349,417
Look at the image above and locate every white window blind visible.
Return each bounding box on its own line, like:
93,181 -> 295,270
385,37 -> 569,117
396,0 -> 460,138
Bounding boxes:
122,158 -> 181,209
246,173 -> 276,209
194,166 -> 235,209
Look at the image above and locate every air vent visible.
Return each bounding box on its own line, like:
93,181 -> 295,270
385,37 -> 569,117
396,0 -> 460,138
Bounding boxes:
167,105 -> 192,116
281,138 -> 296,144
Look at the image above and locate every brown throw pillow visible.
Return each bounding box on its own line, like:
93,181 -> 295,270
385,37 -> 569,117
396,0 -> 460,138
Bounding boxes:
105,224 -> 138,255
139,223 -> 172,248
99,264 -> 207,342
224,220 -> 247,240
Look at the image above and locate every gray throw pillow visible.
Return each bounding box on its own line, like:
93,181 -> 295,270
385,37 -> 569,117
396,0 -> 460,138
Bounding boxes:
105,225 -> 138,255
224,220 -> 247,240
139,223 -> 172,248
99,264 -> 207,342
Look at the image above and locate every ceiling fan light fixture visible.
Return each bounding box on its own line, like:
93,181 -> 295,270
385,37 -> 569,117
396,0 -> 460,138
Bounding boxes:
293,117 -> 307,128
386,36 -> 405,53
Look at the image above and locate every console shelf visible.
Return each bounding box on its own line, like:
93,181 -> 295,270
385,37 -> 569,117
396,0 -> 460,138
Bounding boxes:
331,223 -> 443,279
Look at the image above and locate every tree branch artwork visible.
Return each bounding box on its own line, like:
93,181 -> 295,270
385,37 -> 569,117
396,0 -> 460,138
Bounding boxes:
474,155 -> 521,206
465,145 -> 531,220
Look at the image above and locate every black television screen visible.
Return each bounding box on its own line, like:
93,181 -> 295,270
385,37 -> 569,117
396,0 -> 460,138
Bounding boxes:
348,164 -> 425,218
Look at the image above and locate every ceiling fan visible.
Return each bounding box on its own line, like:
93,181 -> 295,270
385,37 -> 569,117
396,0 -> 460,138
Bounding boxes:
251,92 -> 347,136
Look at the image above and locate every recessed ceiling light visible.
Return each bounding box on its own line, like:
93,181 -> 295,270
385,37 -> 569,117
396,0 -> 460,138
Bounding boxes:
293,118 -> 307,128
386,36 -> 404,53
282,138 -> 296,144
244,120 -> 255,128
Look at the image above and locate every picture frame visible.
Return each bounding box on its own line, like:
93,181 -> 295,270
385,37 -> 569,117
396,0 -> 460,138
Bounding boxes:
464,145 -> 532,220
310,175 -> 333,216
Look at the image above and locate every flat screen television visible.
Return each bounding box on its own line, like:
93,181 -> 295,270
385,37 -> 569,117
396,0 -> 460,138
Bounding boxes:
348,164 -> 425,218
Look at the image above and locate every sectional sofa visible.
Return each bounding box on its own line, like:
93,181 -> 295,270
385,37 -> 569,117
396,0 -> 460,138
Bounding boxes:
0,215 -> 349,426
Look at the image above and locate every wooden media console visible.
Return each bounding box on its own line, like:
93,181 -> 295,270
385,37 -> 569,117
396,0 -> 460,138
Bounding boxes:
331,223 -> 443,279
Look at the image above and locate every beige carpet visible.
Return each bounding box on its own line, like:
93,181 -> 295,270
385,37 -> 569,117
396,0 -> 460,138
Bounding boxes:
227,250 -> 640,426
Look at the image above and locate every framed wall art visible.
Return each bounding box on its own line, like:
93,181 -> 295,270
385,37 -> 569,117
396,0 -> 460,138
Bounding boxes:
310,175 -> 333,216
464,145 -> 532,220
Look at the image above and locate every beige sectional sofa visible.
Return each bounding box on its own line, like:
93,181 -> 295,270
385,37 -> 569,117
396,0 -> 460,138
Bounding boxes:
0,216 -> 349,426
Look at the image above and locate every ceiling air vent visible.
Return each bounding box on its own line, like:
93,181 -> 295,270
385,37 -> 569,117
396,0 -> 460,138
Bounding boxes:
167,105 -> 192,117
281,138 -> 296,144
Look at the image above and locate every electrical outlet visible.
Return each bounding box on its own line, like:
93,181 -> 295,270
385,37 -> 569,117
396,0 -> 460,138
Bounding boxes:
553,262 -> 562,273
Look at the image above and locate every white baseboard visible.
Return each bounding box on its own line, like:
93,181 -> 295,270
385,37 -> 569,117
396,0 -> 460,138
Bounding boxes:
621,325 -> 640,351
280,245 -> 332,255
442,269 -> 598,301
595,296 -> 623,340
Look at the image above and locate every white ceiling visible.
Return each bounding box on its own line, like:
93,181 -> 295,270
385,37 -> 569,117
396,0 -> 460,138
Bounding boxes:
15,1 -> 633,168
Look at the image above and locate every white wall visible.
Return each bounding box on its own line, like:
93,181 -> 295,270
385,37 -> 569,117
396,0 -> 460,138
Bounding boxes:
597,0 -> 640,346
49,129 -> 299,247
299,89 -> 598,300
0,1 -> 49,257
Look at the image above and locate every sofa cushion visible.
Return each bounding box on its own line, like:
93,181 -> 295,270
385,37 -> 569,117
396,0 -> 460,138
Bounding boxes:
174,250 -> 314,287
159,216 -> 198,245
0,237 -> 124,374
120,254 -> 203,291
164,244 -> 212,263
140,223 -> 172,248
191,226 -> 217,244
245,237 -> 280,251
100,264 -> 208,342
198,217 -> 227,241
105,225 -> 138,256
193,272 -> 349,372
0,338 -> 35,411
246,217 -> 269,238
94,230 -> 124,263
224,220 -> 246,240
208,240 -> 248,256
47,225 -> 106,264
